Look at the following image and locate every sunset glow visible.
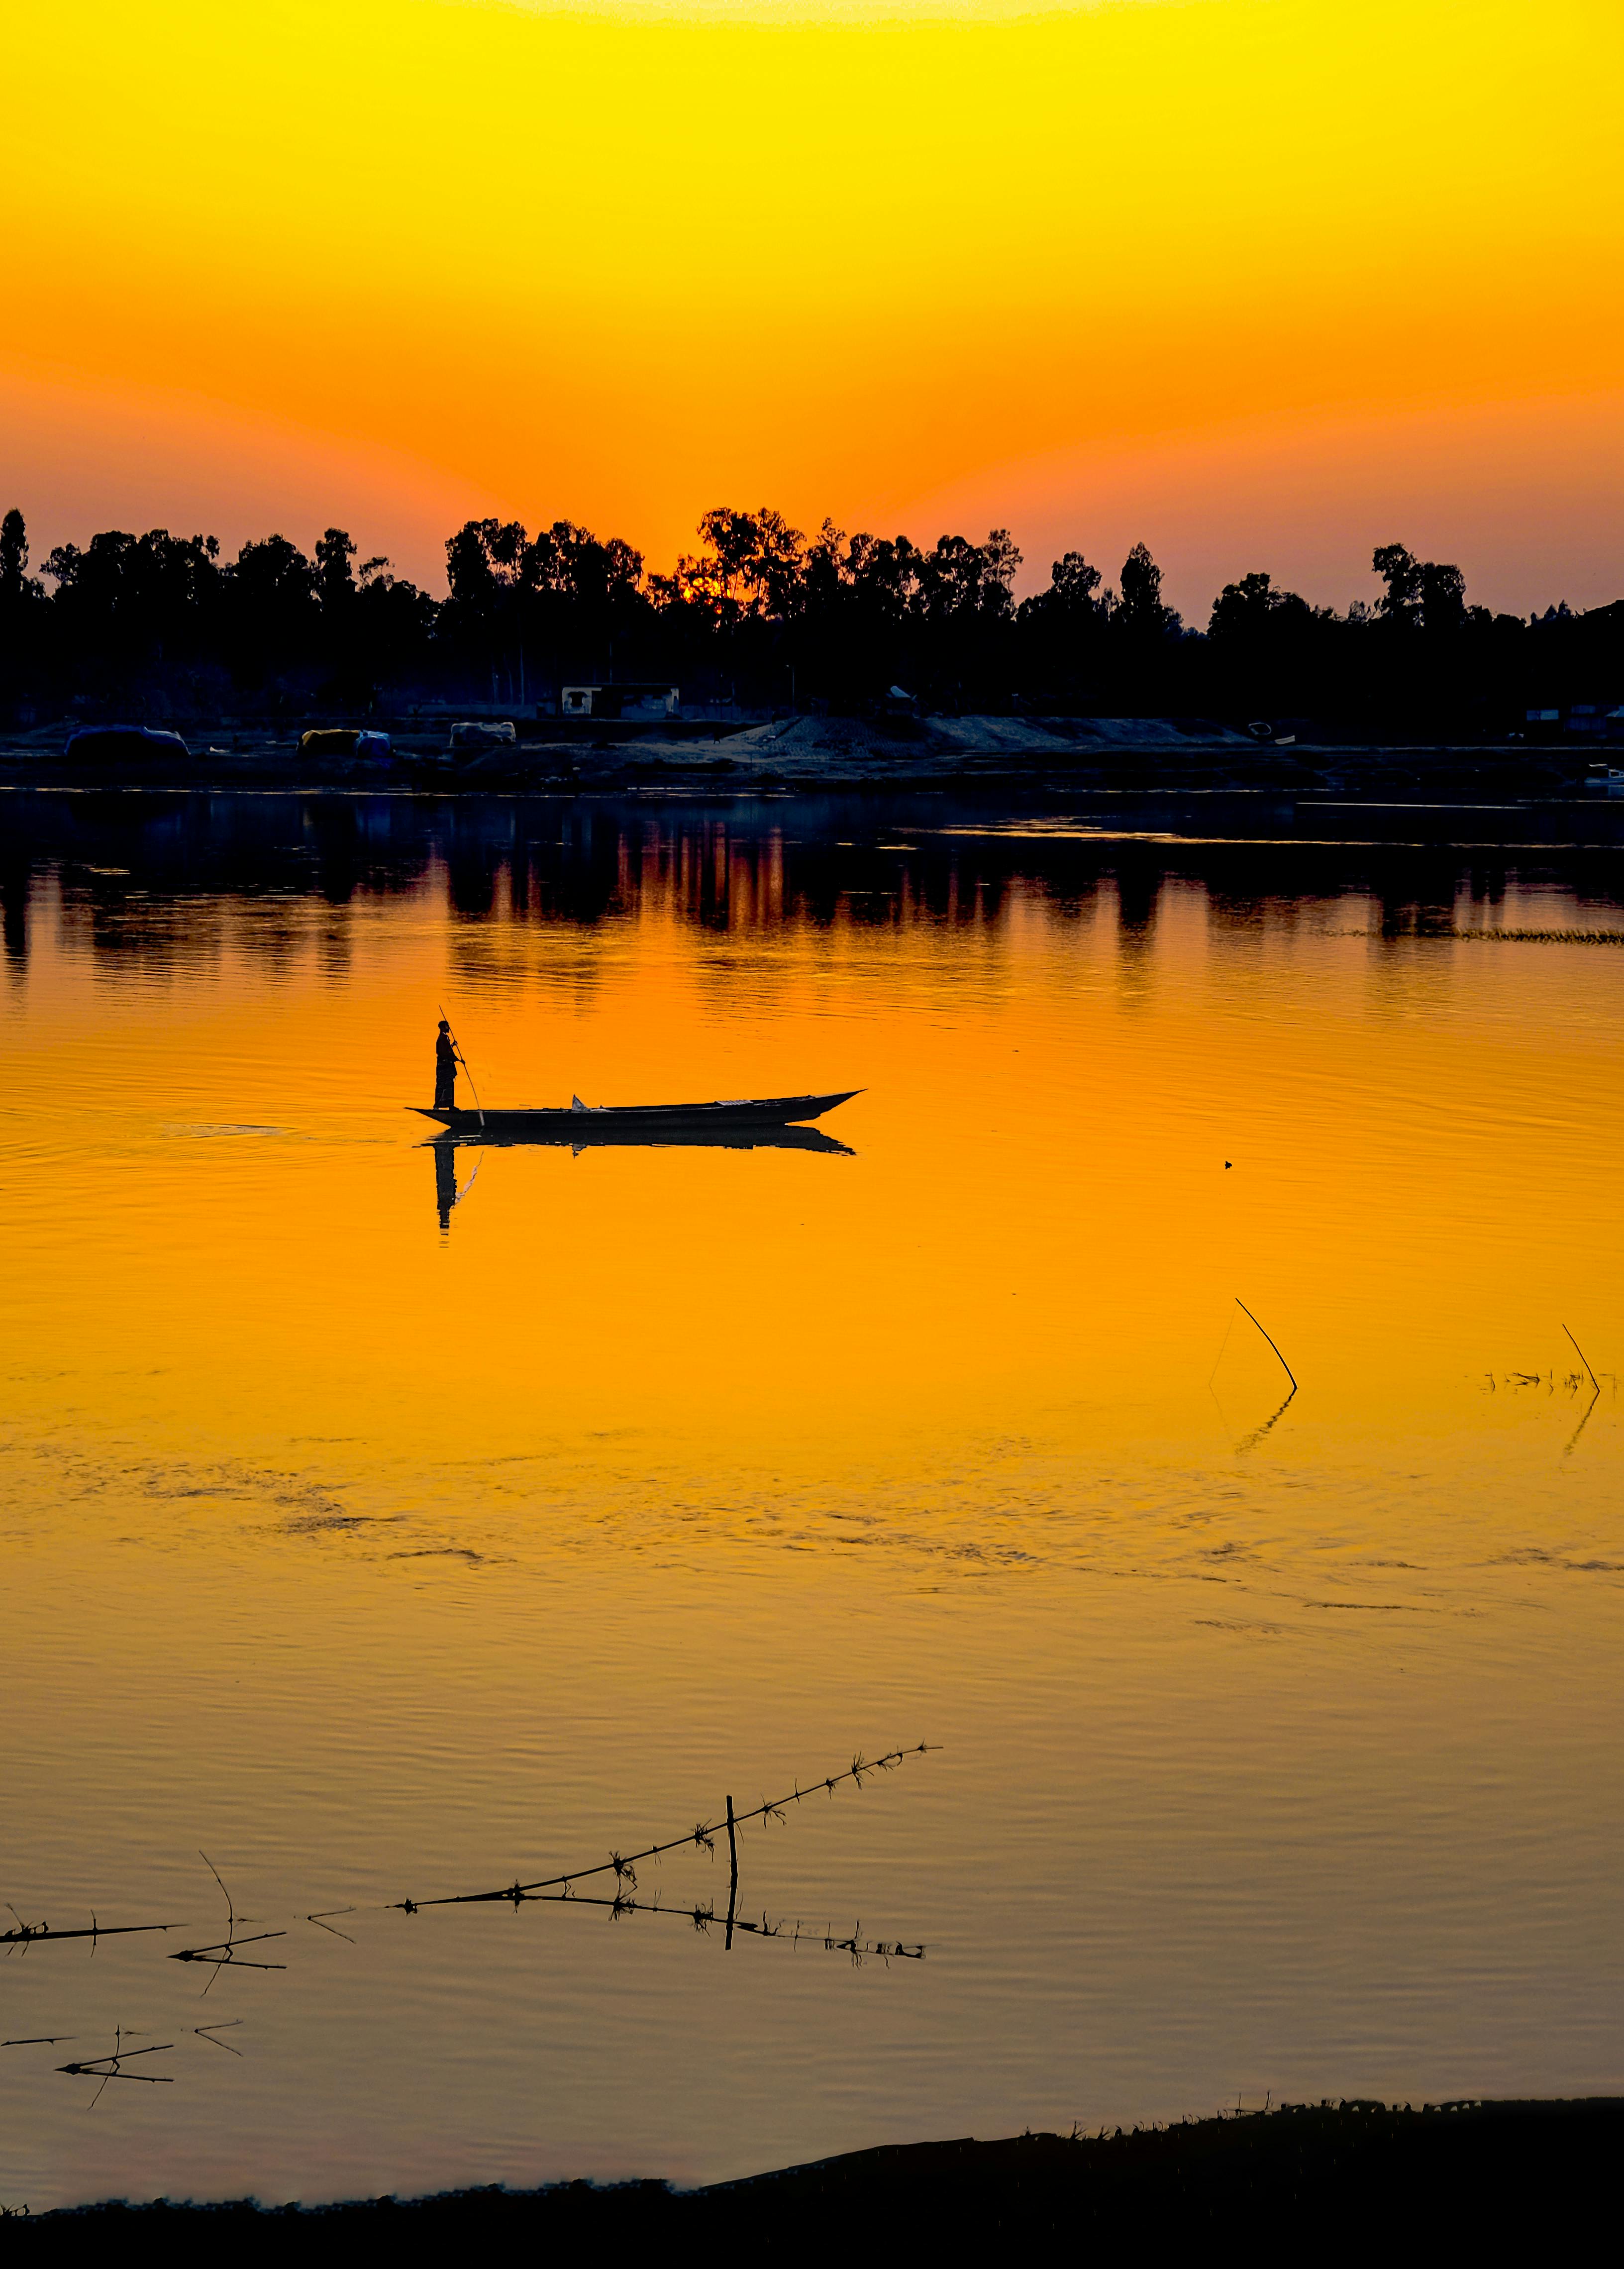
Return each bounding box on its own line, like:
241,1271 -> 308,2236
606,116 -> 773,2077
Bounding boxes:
8,0 -> 1622,611
9,5 -> 1624,2216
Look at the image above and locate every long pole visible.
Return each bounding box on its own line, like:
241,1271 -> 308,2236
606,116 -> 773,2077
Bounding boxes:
725,1794 -> 738,1952
1235,1298 -> 1297,1394
437,1003 -> 486,1130
1563,1323 -> 1599,1394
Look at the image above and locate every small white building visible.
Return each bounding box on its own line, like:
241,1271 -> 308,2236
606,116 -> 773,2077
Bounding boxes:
561,684 -> 679,720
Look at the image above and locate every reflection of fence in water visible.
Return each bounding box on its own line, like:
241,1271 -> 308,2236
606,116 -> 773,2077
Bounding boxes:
481,1887 -> 923,1967
1,1913 -> 180,1951
6,1746 -> 938,2090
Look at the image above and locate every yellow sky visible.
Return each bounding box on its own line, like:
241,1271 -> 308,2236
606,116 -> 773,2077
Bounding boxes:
6,0 -> 1622,608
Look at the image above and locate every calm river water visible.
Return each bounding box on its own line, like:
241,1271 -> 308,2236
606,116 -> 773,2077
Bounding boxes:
2,790 -> 1622,2208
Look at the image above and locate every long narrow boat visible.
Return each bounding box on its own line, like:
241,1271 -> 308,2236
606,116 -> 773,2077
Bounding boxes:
424,1121 -> 852,1155
411,1088 -> 860,1138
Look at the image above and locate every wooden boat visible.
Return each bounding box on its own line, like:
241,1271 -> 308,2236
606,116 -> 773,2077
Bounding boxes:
411,1089 -> 859,1139
425,1120 -> 852,1156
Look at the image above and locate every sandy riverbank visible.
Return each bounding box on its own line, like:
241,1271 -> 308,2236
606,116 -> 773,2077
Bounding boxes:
4,751 -> 1623,849
0,712 -> 1604,800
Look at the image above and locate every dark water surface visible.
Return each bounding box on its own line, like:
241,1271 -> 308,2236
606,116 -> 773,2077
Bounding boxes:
2,791 -> 1622,2207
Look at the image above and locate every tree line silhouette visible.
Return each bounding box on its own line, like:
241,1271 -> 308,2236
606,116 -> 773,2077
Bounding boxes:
1,503 -> 1618,735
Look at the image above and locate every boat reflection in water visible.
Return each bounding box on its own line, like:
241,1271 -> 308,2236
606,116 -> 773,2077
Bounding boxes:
419,1090 -> 859,1229
428,1119 -> 854,1231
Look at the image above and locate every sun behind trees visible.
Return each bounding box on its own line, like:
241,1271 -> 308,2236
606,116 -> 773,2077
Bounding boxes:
0,505 -> 1619,734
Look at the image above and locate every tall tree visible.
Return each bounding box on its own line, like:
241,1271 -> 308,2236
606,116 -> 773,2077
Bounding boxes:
1016,550 -> 1108,698
314,527 -> 358,612
1418,560 -> 1466,634
0,508 -> 32,601
1115,541 -> 1178,637
1372,543 -> 1424,625
663,508 -> 806,620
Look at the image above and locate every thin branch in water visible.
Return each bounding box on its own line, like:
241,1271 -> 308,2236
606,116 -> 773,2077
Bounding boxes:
58,2027 -> 176,2107
170,1931 -> 287,1980
1563,1324 -> 1600,1394
2,1911 -> 178,1953
1235,1299 -> 1298,1394
724,1795 -> 737,1951
306,1909 -> 356,1943
200,1851 -> 233,1942
172,1855 -> 285,1992
194,2022 -> 245,2056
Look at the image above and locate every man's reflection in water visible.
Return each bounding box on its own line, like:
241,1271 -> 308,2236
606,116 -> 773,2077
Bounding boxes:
434,1139 -> 457,1233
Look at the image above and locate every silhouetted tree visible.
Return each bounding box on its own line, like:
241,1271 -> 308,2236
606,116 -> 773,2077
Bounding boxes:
1418,560 -> 1467,635
1209,570 -> 1295,637
527,519 -> 647,673
315,527 -> 357,612
0,508 -> 34,603
41,527 -> 224,700
1115,541 -> 1179,638
438,517 -> 526,691
908,530 -> 1022,705
343,553 -> 436,695
1016,551 -> 1108,700
1205,571 -> 1343,716
1371,543 -> 1423,626
656,508 -> 806,622
5,500 -> 1621,736
1046,551 -> 1105,612
221,534 -> 316,690
0,507 -> 50,720
1363,542 -> 1499,724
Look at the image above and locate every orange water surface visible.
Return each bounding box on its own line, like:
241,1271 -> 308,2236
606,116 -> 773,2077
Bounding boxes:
1,792 -> 1622,2207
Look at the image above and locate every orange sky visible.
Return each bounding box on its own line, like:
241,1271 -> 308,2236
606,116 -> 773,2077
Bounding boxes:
5,0 -> 1622,615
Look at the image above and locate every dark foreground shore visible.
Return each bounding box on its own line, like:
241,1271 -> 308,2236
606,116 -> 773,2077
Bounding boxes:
13,2100 -> 1623,2254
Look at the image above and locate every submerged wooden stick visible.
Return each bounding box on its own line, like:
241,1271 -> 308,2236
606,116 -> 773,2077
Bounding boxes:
1563,1324 -> 1600,1394
1235,1299 -> 1298,1394
0,1919 -> 179,1949
725,1795 -> 738,1953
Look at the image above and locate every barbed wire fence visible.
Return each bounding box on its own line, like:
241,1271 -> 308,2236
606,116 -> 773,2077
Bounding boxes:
393,1744 -> 938,1956
3,1743 -> 939,2088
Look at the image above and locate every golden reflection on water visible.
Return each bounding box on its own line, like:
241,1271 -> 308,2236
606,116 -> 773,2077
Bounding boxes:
1,796 -> 1622,2207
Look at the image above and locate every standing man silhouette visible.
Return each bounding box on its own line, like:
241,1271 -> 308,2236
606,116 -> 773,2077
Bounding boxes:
434,1019 -> 458,1110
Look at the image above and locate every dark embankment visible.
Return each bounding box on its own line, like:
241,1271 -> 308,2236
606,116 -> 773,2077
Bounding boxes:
13,2099 -> 1623,2254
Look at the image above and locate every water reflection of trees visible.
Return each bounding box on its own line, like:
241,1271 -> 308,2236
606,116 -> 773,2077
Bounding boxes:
3,792 -> 1623,977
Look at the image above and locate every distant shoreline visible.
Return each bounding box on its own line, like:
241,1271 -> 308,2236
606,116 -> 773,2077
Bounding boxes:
4,736 -> 1624,848
3,710 -> 1617,797
15,2100 -> 1624,2248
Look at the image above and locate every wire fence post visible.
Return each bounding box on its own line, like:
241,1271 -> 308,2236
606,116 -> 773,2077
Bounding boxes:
725,1795 -> 738,1952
